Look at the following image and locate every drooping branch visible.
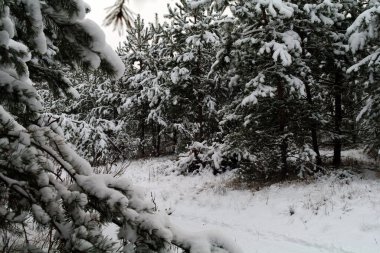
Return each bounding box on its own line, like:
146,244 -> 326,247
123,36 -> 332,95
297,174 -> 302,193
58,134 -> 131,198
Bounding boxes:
104,0 -> 134,33
0,173 -> 66,241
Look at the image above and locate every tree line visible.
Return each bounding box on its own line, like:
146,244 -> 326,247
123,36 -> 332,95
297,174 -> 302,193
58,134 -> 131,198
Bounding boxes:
50,0 -> 380,180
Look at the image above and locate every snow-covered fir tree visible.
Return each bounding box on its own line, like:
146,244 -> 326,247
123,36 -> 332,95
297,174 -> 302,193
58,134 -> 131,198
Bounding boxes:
38,70 -> 133,166
118,2 -> 226,157
346,0 -> 380,158
118,15 -> 172,157
163,0 -> 223,143
204,0 -> 318,179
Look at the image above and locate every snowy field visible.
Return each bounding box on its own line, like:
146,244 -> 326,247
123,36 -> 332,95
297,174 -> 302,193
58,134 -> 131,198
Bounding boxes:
107,156 -> 380,253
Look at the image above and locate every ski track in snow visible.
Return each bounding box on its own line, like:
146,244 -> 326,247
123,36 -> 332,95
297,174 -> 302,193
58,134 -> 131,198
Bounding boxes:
106,156 -> 380,253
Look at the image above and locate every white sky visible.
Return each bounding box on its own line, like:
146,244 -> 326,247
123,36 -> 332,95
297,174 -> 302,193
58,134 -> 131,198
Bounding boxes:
86,0 -> 178,49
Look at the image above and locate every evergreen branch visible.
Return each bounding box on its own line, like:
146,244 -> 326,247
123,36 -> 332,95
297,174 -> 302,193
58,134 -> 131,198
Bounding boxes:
103,0 -> 134,34
0,173 -> 66,243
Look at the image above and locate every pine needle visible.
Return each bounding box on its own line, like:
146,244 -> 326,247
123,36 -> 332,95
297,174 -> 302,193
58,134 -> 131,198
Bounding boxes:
103,0 -> 134,34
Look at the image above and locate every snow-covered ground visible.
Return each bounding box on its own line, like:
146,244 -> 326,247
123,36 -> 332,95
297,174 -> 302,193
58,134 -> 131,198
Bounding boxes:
320,149 -> 378,167
107,156 -> 380,253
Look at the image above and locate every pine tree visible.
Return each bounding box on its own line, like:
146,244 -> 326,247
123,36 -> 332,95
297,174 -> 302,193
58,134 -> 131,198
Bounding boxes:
300,0 -> 365,168
38,70 -> 132,166
117,15 -> 175,156
119,2 -> 225,157
209,0 -> 316,179
346,1 -> 380,158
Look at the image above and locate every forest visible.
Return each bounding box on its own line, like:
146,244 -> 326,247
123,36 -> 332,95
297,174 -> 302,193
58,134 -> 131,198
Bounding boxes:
0,0 -> 379,252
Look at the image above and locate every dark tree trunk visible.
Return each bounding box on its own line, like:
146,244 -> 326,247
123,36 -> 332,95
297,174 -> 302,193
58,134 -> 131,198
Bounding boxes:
173,129 -> 178,154
156,124 -> 161,156
139,117 -> 145,157
280,137 -> 288,178
305,83 -> 322,167
277,81 -> 288,178
298,31 -> 322,168
151,121 -> 155,156
198,105 -> 204,141
333,71 -> 343,168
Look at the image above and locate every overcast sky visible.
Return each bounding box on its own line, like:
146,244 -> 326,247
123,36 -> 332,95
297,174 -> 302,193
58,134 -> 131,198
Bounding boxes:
85,0 -> 177,49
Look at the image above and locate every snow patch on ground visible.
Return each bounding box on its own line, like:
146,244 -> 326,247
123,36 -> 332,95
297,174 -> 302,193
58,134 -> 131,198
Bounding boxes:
107,156 -> 380,253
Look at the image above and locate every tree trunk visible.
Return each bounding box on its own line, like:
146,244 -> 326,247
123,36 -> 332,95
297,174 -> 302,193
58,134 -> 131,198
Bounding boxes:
173,129 -> 178,154
139,117 -> 145,157
305,83 -> 322,167
298,31 -> 322,168
333,71 -> 343,168
151,121 -> 156,156
156,124 -> 161,156
280,137 -> 288,178
198,105 -> 204,141
277,81 -> 288,178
